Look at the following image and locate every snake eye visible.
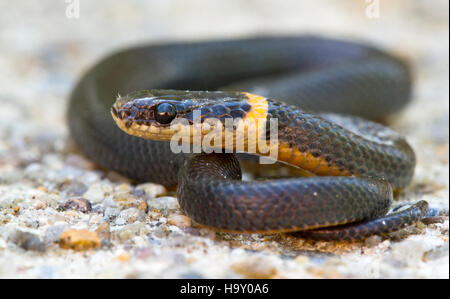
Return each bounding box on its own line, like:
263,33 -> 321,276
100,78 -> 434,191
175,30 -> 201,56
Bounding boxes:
155,103 -> 177,124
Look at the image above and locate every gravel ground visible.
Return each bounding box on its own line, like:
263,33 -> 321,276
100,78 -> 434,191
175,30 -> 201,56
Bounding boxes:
0,0 -> 448,278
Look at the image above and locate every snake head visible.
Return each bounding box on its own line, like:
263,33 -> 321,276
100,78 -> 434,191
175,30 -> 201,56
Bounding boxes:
111,89 -> 263,141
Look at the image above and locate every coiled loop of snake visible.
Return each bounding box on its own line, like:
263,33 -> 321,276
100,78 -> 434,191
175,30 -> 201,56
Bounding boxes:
68,36 -> 429,240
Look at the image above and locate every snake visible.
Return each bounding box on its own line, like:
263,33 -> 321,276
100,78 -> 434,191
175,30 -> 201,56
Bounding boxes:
68,36 -> 429,240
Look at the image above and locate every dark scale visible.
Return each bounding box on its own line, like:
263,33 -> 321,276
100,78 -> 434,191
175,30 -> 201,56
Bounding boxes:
266,98 -> 415,188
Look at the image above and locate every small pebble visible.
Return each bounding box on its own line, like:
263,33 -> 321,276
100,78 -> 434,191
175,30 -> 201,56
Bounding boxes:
58,198 -> 92,213
167,214 -> 192,229
115,208 -> 146,224
58,229 -> 101,251
152,225 -> 170,238
104,207 -> 120,222
231,258 -> 278,279
13,206 -> 20,215
102,196 -> 117,208
136,183 -> 167,198
147,196 -> 179,211
148,210 -> 163,221
114,183 -> 131,195
95,222 -> 111,240
44,225 -> 68,245
8,229 -> 45,252
83,182 -> 114,204
114,222 -> 146,241
92,204 -> 105,215
33,200 -> 47,210
129,188 -> 145,198
60,181 -> 88,198
115,197 -> 148,212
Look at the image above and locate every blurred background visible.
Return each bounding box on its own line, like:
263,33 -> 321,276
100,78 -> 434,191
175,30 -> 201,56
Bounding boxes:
0,0 -> 448,278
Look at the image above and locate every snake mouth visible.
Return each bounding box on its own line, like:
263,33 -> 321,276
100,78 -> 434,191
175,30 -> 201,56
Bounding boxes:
111,103 -> 177,141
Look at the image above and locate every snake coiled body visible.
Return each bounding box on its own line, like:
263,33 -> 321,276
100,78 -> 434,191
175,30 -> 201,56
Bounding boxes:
68,36 -> 428,240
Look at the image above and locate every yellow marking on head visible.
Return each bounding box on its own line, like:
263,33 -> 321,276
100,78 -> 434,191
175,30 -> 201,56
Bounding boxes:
241,92 -> 268,121
238,92 -> 269,153
112,92 -> 271,151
